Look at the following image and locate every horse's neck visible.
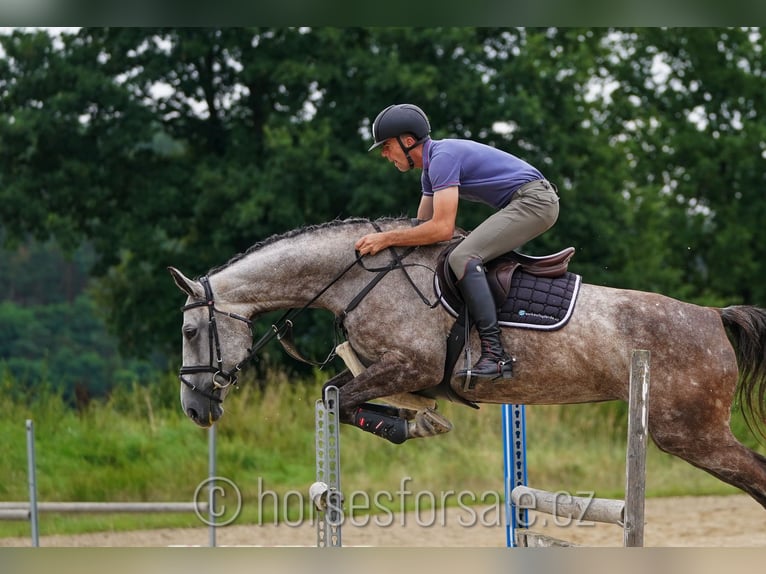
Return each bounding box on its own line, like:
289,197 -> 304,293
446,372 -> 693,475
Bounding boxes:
210,224 -> 377,314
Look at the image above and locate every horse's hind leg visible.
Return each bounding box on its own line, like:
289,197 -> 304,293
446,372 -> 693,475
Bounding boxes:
712,445 -> 766,509
650,415 -> 766,510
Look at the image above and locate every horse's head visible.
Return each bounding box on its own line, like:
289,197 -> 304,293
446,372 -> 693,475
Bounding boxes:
168,267 -> 254,428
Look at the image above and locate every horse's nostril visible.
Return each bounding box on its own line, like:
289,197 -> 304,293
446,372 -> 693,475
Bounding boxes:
187,407 -> 199,421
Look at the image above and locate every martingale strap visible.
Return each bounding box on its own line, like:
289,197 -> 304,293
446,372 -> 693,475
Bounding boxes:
339,221 -> 437,323
274,318 -> 339,368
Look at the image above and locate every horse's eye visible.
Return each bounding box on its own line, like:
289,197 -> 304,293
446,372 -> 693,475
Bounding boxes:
183,325 -> 198,340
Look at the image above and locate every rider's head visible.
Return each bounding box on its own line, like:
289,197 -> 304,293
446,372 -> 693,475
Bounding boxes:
368,104 -> 431,170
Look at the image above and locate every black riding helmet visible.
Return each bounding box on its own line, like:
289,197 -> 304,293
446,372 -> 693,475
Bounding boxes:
368,104 -> 431,168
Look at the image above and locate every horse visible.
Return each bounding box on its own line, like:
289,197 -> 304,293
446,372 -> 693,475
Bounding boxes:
168,216 -> 766,510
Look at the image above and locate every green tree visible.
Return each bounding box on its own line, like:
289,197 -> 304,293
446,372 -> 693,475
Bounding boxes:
602,28 -> 766,304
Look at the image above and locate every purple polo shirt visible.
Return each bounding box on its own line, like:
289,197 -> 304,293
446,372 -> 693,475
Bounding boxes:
421,138 -> 544,209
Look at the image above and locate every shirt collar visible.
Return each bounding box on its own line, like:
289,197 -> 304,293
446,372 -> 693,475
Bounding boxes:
422,138 -> 432,170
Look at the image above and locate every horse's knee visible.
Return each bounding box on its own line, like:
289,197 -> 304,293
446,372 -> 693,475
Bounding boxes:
323,370 -> 352,394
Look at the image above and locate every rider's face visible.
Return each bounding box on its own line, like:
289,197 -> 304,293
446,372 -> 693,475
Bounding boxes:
380,137 -> 411,172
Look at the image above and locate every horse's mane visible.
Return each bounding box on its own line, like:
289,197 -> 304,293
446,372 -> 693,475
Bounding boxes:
207,216 -> 409,276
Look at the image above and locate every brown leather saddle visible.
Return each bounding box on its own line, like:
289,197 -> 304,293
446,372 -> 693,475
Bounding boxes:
435,241 -> 576,317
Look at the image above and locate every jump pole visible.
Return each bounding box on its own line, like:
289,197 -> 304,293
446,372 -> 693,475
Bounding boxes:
504,349 -> 651,547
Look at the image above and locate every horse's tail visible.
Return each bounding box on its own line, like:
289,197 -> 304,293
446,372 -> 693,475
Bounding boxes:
719,305 -> 766,443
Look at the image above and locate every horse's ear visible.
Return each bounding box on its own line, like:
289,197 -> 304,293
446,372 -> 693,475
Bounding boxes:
168,266 -> 203,299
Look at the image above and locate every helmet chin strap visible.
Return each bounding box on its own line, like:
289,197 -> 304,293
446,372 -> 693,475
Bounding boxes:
396,135 -> 417,169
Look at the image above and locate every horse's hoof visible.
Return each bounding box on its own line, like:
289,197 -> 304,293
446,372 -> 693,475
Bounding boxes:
408,409 -> 453,438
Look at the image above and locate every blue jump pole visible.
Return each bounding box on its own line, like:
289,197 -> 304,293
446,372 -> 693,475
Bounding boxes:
502,403 -> 528,547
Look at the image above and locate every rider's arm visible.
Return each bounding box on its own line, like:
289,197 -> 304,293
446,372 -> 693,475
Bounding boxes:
417,194 -> 434,221
355,187 -> 459,255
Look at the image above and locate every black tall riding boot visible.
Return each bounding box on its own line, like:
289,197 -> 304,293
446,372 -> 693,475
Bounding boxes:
455,258 -> 514,379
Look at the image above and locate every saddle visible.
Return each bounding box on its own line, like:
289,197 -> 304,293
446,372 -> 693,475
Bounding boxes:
419,241 -> 582,403
435,242 -> 576,315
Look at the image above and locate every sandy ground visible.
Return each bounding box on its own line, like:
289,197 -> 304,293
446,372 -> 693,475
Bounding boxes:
1,494 -> 764,547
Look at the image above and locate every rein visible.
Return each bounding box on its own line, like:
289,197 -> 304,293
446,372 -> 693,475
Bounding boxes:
178,222 -> 437,403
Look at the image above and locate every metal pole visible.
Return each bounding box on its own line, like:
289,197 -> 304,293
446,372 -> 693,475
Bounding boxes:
316,385 -> 342,547
208,424 -> 216,548
0,502 -> 207,513
26,419 -> 39,547
502,403 -> 527,547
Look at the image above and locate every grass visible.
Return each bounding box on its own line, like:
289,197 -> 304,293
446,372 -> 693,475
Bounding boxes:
0,368 -> 761,540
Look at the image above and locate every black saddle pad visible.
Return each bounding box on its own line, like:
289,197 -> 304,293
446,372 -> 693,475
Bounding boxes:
497,270 -> 581,329
436,269 -> 581,331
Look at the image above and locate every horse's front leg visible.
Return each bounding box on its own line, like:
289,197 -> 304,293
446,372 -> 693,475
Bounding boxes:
330,350 -> 452,444
321,369 -> 353,393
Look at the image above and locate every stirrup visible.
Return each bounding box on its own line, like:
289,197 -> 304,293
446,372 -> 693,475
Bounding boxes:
459,355 -> 514,389
461,358 -> 514,379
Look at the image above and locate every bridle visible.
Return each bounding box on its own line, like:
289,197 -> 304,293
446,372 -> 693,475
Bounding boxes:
178,223 -> 438,405
178,275 -> 254,403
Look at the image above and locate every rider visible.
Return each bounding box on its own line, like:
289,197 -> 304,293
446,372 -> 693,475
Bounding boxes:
355,103 -> 559,379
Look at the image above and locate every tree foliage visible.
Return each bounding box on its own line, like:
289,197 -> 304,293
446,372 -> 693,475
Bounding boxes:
0,239 -> 156,403
2,27 -> 766,382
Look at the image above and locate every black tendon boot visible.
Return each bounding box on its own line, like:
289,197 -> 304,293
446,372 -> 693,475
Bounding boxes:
353,404 -> 408,444
456,258 -> 514,380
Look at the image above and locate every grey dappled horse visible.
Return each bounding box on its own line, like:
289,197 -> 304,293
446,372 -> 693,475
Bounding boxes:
169,217 -> 766,509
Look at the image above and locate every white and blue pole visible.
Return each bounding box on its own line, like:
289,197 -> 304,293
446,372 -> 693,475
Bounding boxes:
502,403 -> 528,547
